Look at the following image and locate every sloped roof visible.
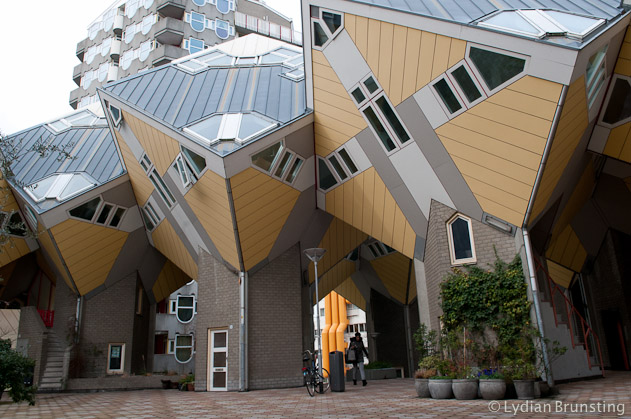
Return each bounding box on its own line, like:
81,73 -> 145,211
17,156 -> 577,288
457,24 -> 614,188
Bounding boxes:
4,109 -> 124,213
347,0 -> 623,24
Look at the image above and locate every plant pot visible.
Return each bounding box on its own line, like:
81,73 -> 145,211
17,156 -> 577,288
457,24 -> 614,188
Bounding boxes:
479,379 -> 506,400
514,379 -> 535,400
428,379 -> 453,399
414,378 -> 431,398
187,383 -> 195,391
452,378 -> 478,400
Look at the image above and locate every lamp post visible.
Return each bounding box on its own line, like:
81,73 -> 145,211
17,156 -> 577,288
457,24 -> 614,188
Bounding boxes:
304,247 -> 326,393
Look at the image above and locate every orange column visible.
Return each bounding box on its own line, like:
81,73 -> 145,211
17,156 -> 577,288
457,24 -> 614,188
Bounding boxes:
321,294 -> 331,374
336,297 -> 348,353
328,292 -> 339,355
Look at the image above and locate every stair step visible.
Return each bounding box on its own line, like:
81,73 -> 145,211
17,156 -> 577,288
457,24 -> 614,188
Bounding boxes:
43,369 -> 63,376
40,378 -> 62,384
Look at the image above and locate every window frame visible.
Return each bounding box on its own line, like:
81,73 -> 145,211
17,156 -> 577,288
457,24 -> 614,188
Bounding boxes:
174,334 -> 194,363
446,214 -> 477,266
107,343 -> 125,374
316,156 -> 340,192
176,294 -> 196,324
142,200 -> 162,232
465,44 -> 528,96
311,8 -> 343,50
598,74 -> 631,128
447,61 -> 487,108
586,44 -> 608,109
431,75 -> 466,117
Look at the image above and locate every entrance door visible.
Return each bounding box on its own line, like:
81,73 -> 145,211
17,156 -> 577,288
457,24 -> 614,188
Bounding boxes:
208,329 -> 228,391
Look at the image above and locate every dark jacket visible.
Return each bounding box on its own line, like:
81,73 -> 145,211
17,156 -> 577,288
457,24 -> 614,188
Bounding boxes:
349,337 -> 369,364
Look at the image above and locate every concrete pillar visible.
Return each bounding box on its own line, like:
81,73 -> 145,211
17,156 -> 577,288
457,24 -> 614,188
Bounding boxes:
413,258 -> 432,328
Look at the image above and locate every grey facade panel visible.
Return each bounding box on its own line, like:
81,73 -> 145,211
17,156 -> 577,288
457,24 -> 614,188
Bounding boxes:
136,68 -> 169,110
128,72 -> 157,105
145,68 -> 179,114
154,71 -> 189,122
119,77 -> 144,101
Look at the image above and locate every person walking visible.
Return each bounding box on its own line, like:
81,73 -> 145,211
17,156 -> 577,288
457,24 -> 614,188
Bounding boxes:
349,332 -> 369,386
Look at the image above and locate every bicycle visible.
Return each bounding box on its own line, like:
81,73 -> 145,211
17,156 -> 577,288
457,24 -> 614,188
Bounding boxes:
302,350 -> 330,396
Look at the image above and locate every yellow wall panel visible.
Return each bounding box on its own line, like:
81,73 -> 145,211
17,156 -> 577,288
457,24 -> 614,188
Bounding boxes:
389,24 -> 407,106
603,123 -> 630,160
378,22 -> 394,99
547,260 -> 574,288
370,252 -> 415,304
51,219 -> 128,295
614,26 -> 631,77
529,77 -> 588,223
551,161 -> 594,241
546,225 -> 586,273
345,13 -> 356,39
367,18 -> 382,75
324,168 -> 415,258
334,277 -> 366,311
184,168 -> 239,268
116,131 -> 154,206
0,179 -> 34,268
402,28 -> 422,101
152,219 -> 198,280
448,39 -> 467,67
38,231 -> 72,290
231,168 -> 300,271
431,35 -> 451,80
316,260 -> 356,304
354,15 -> 369,58
417,31 -> 435,89
124,111 -> 180,176
152,260 -> 192,303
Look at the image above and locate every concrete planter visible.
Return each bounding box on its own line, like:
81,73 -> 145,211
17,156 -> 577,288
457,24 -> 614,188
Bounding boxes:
452,378 -> 478,400
514,379 -> 536,400
414,378 -> 430,398
428,379 -> 453,399
479,379 -> 506,400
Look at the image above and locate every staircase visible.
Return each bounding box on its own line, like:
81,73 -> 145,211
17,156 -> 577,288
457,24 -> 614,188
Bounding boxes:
38,331 -> 67,392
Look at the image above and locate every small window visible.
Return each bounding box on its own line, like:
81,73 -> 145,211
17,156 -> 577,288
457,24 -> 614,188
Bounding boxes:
215,19 -> 231,39
375,96 -> 410,144
176,295 -> 195,323
175,334 -> 194,363
96,203 -> 113,225
187,37 -> 205,54
6,213 -> 27,237
108,104 -> 122,126
140,154 -> 153,172
192,0 -> 205,5
468,46 -> 525,92
318,158 -> 338,190
149,170 -> 176,207
322,11 -> 342,34
363,106 -> 396,152
338,148 -> 358,174
312,21 -> 328,47
451,65 -> 482,103
251,142 -> 283,173
69,197 -> 102,222
433,78 -> 463,114
107,343 -> 125,374
284,157 -> 303,184
328,155 -> 347,181
181,146 -> 206,175
602,77 -> 631,125
447,214 -> 476,265
586,45 -> 608,108
351,87 -> 366,105
167,339 -> 175,354
169,299 -> 177,314
216,0 -> 235,14
274,151 -> 293,178
142,202 -> 161,231
189,11 -> 206,32
174,155 -> 192,188
109,207 -> 126,228
363,77 -> 379,94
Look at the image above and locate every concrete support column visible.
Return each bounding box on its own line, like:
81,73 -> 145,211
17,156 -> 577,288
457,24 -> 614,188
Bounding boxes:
413,258 -> 432,328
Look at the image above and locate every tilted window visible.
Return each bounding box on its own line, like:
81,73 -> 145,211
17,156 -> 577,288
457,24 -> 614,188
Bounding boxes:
601,76 -> 631,126
311,8 -> 343,50
447,214 -> 476,265
586,45 -> 608,108
251,142 -> 284,173
317,157 -> 338,191
468,47 -> 525,92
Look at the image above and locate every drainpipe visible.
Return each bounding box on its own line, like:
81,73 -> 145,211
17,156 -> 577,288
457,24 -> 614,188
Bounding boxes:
521,85 -> 568,388
74,296 -> 83,344
239,271 -> 248,391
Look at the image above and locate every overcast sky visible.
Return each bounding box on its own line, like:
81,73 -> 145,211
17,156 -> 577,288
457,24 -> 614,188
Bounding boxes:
0,0 -> 302,136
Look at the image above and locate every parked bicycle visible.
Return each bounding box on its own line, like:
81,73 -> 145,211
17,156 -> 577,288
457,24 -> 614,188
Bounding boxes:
302,350 -> 330,396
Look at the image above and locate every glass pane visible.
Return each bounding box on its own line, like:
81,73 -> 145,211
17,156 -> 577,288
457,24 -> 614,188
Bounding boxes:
451,66 -> 482,103
214,352 -> 227,367
451,217 -> 473,260
313,21 -> 328,47
482,11 -> 541,35
433,79 -> 462,114
274,152 -> 292,178
142,209 -> 155,231
260,53 -> 286,64
109,345 -> 122,369
602,78 -> 631,125
189,115 -> 222,143
276,47 -> 300,58
239,114 -> 274,141
363,77 -> 379,94
192,0 -> 205,5
363,106 -> 396,151
214,332 -> 227,348
338,149 -> 358,174
285,158 -> 303,183
587,46 -> 607,85
351,88 -> 366,104
97,204 -> 113,224
175,347 -> 192,363
69,197 -> 102,221
237,57 -> 257,65
328,155 -> 347,180
375,96 -> 410,143
469,47 -> 525,91
211,140 -> 240,155
6,213 -> 26,237
178,308 -> 194,322
182,147 -> 206,174
251,142 -> 283,172
176,335 -> 193,346
27,176 -> 57,200
178,296 -> 194,307
545,11 -> 602,35
216,0 -> 230,14
204,55 -> 233,66
109,208 -> 125,228
318,158 -> 337,190
322,11 -> 341,34
213,371 -> 226,387
59,174 -> 94,200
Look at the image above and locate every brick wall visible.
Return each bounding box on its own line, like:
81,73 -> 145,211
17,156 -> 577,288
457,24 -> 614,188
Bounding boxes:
423,200 -> 519,330
248,244 -> 303,390
77,273 -> 136,378
194,250 -> 240,391
51,277 -> 77,346
16,306 -> 47,386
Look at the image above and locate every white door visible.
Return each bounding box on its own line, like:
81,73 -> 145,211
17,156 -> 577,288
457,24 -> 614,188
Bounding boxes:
208,329 -> 228,391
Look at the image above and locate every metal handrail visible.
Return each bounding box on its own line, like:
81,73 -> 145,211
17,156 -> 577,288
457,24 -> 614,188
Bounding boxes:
534,258 -> 604,376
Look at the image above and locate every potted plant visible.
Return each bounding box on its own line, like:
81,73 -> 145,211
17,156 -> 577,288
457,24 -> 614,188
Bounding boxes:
449,328 -> 478,400
414,356 -> 438,398
427,358 -> 455,399
179,373 -> 195,391
478,368 -> 506,400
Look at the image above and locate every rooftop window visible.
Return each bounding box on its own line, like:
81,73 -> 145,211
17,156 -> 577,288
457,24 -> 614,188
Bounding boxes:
25,173 -> 96,203
478,9 -> 605,41
47,110 -> 101,133
185,113 -> 277,149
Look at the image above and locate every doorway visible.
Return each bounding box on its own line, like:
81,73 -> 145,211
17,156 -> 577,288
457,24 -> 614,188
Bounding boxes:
207,329 -> 228,391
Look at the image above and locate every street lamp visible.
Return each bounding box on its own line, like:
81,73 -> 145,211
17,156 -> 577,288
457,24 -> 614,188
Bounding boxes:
304,247 -> 326,393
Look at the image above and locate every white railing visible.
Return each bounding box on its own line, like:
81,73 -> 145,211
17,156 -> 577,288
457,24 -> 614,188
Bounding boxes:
235,12 -> 302,45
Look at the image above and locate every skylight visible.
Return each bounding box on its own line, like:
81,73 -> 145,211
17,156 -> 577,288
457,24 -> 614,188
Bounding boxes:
478,10 -> 605,41
47,110 -> 102,133
184,113 -> 277,153
25,173 -> 96,203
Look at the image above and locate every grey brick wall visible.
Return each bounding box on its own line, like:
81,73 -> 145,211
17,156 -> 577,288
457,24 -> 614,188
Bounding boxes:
194,250 -> 240,391
423,200 -> 519,330
16,306 -> 48,386
77,273 -> 136,378
52,278 -> 77,346
248,244 -> 303,390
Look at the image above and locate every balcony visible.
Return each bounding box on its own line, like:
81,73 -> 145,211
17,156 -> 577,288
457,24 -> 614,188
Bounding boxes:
154,17 -> 184,46
234,12 -> 302,46
157,0 -> 185,19
113,13 -> 124,35
76,38 -> 87,61
111,39 -> 122,60
151,44 -> 186,67
72,63 -> 86,86
69,88 -> 81,110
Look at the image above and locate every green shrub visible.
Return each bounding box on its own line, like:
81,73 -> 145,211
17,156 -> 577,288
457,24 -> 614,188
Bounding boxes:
0,339 -> 37,405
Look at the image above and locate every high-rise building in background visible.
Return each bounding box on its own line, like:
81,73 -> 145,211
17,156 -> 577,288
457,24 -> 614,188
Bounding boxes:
70,0 -> 300,109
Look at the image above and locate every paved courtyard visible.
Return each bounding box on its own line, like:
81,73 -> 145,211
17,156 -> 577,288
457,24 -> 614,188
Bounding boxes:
1,372 -> 630,418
